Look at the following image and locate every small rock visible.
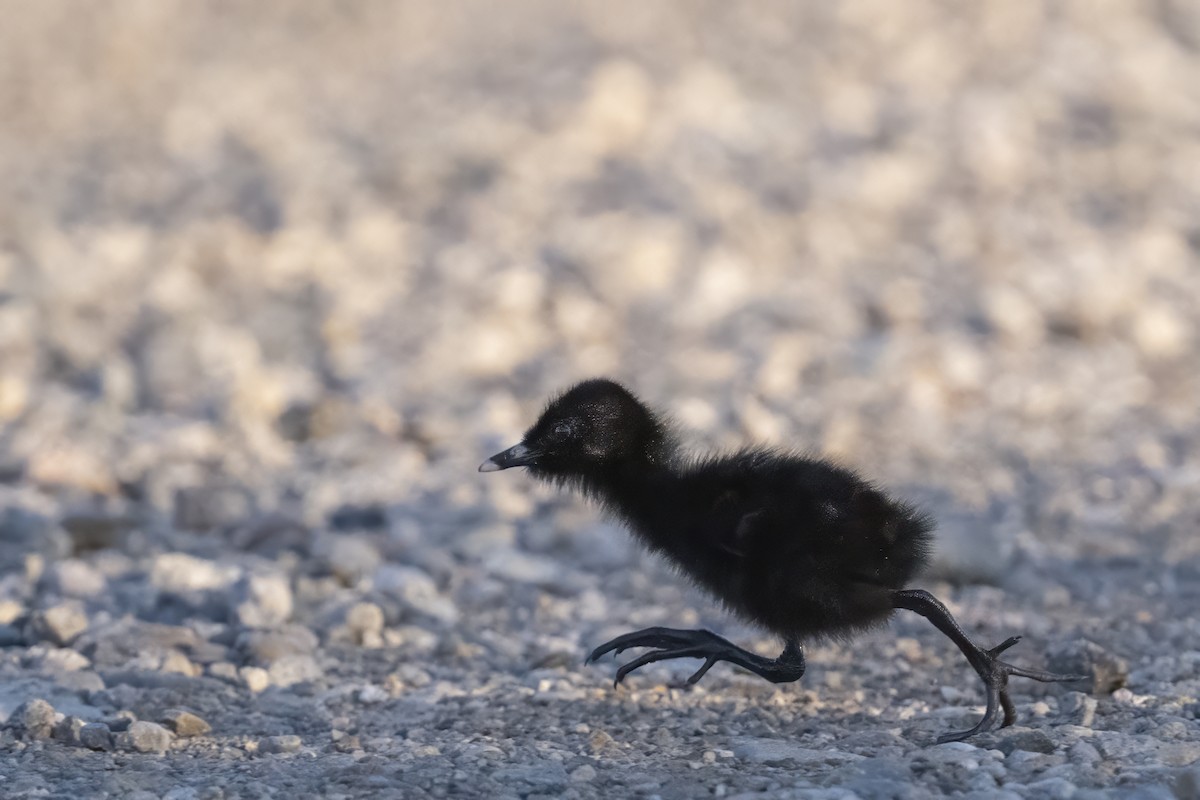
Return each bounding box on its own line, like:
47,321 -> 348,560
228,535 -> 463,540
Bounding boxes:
490,762 -> 568,792
0,624 -> 25,646
117,721 -> 174,753
103,716 -> 133,733
390,664 -> 431,690
345,602 -> 385,640
589,730 -> 620,756
570,764 -> 597,783
239,666 -> 270,693
173,485 -> 253,531
207,661 -> 240,683
41,558 -> 107,599
52,715 -> 85,745
162,708 -> 211,737
60,513 -> 133,552
1067,740 -> 1102,765
267,655 -> 322,687
0,599 -> 21,624
38,647 -> 91,672
1059,691 -> 1098,727
316,534 -> 380,584
233,572 -> 293,628
160,649 -> 199,676
483,548 -> 562,587
28,603 -> 88,646
259,734 -> 302,754
12,698 -> 57,739
331,731 -> 362,753
997,728 -> 1057,756
357,684 -> 389,704
230,512 -> 310,557
1046,640 -> 1128,694
151,553 -> 240,592
373,564 -> 459,624
1132,303 -> 1189,359
328,503 -> 388,531
79,722 -> 114,751
238,625 -> 318,664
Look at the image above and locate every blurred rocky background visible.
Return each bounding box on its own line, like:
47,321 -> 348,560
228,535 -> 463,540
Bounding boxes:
0,2 -> 1198,797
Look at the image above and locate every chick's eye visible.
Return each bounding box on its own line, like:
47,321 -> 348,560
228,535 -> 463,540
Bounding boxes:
552,422 -> 573,439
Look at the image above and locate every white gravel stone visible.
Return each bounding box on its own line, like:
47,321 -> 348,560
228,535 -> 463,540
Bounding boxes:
151,553 -> 240,592
12,698 -> 57,740
234,572 -> 294,628
42,559 -> 107,599
29,603 -> 89,646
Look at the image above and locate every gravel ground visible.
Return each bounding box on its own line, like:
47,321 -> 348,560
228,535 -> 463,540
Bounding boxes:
2,2 -> 1199,798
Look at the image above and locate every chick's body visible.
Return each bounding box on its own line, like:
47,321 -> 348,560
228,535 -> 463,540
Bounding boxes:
598,449 -> 932,640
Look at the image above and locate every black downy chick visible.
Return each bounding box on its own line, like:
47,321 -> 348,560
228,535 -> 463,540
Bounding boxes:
479,378 -> 1084,743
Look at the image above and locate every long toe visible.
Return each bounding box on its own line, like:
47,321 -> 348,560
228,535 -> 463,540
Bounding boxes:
587,628 -> 722,664
613,647 -> 708,686
998,661 -> 1090,683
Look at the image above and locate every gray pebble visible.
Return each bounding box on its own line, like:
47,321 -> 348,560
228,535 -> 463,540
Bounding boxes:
259,734 -> 303,754
52,715 -> 85,745
997,728 -> 1057,756
12,698 -> 57,740
237,625 -> 318,664
117,720 -> 174,753
373,564 -> 459,624
60,513 -> 133,552
79,722 -> 115,751
316,534 -> 380,585
482,549 -> 563,587
0,623 -> 24,646
266,654 -> 323,687
173,485 -> 253,531
1067,740 -> 1103,765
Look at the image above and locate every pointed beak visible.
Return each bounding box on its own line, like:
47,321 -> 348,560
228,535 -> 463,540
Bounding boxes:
478,443 -> 538,472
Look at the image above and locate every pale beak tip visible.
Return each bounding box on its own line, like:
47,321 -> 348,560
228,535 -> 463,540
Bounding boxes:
478,459 -> 501,473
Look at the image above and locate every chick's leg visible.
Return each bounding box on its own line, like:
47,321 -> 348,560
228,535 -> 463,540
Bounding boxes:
892,589 -> 1087,743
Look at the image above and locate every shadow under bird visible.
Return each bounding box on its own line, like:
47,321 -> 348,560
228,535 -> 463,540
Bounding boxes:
479,378 -> 1085,743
